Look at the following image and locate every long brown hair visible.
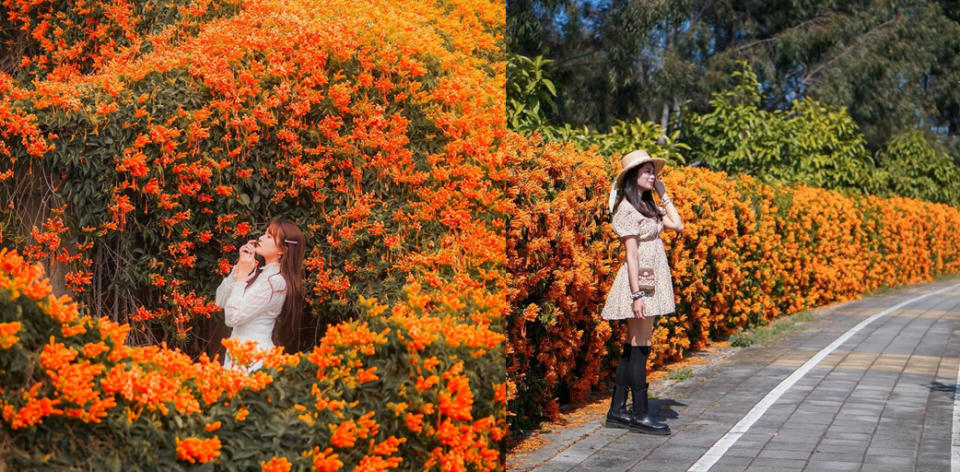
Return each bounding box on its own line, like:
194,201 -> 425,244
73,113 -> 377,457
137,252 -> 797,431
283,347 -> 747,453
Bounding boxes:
618,166 -> 663,220
244,217 -> 305,353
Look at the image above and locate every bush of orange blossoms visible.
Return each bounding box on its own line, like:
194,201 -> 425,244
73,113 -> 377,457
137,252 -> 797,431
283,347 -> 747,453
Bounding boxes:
505,132 -> 960,430
0,0 -> 507,356
0,248 -> 505,470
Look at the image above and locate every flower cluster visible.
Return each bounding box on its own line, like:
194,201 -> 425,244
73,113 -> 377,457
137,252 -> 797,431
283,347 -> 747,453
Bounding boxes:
505,131 -> 960,429
176,436 -> 223,464
0,248 -> 505,470
0,0 -> 506,358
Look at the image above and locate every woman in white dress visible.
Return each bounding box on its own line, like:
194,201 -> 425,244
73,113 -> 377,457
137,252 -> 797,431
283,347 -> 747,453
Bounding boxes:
601,150 -> 684,435
215,217 -> 305,371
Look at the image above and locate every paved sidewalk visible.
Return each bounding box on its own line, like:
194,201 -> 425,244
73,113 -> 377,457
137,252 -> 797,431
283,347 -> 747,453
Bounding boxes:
509,279 -> 960,472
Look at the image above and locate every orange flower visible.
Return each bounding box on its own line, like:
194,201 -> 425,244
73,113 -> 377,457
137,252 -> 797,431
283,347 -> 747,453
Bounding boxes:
403,412 -> 423,433
356,367 -> 378,383
329,419 -> 358,448
371,436 -> 407,456
234,222 -> 252,236
438,374 -> 473,421
354,454 -> 403,471
415,375 -> 439,391
175,436 -> 221,464
261,456 -> 292,472
312,447 -> 343,472
0,322 -> 21,349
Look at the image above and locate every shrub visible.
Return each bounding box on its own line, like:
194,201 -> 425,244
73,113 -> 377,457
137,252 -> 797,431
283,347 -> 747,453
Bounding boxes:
505,130 -> 960,430
0,248 -> 506,470
0,0 -> 507,356
0,0 -> 508,466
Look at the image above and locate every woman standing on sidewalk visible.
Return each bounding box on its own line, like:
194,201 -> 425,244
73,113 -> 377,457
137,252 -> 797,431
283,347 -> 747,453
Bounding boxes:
215,217 -> 306,371
601,149 -> 684,435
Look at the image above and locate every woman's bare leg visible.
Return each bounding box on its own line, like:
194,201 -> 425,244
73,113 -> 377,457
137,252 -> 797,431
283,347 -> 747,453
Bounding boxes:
626,316 -> 655,347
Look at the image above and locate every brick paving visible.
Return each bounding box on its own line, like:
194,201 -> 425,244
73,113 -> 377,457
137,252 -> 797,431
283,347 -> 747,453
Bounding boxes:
508,279 -> 960,472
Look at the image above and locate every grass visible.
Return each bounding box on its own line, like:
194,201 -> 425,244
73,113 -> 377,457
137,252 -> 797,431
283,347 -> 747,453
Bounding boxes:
667,368 -> 693,381
865,284 -> 898,297
729,311 -> 816,347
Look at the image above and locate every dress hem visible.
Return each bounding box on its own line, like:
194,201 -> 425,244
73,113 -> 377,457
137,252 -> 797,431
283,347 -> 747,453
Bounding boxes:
601,311 -> 674,321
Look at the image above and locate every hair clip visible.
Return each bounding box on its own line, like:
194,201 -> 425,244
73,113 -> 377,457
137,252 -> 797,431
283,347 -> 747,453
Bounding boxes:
284,239 -> 298,245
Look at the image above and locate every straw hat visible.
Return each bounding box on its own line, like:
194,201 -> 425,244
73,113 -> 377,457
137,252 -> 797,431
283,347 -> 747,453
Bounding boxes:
608,150 -> 666,213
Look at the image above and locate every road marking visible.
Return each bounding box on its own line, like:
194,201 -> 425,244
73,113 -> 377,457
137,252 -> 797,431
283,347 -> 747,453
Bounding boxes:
688,283 -> 960,472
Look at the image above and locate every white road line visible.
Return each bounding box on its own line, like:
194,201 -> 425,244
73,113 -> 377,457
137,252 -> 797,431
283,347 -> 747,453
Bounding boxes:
688,282 -> 960,472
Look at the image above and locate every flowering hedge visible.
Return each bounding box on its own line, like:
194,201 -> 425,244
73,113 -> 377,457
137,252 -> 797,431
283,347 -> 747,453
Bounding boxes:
0,0 -> 506,353
505,132 -> 960,429
0,248 -> 505,470
1,0 -> 508,466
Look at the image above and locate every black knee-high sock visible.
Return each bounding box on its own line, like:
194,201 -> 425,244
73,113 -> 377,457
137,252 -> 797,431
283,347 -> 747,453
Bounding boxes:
614,342 -> 631,386
629,345 -> 652,391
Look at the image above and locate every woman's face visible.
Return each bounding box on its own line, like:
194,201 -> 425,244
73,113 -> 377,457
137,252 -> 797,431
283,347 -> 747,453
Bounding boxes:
254,226 -> 284,261
634,163 -> 657,192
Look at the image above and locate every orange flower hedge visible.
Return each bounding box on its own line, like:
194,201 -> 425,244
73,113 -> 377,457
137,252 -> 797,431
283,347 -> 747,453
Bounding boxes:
0,0 -> 506,353
505,132 -> 960,429
0,248 -> 505,470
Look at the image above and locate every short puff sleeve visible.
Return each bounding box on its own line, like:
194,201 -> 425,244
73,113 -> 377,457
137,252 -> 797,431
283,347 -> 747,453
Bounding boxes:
611,202 -> 640,237
613,202 -> 662,240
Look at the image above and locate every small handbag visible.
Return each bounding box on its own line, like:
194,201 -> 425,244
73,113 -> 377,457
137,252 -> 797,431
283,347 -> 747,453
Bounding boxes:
636,267 -> 656,295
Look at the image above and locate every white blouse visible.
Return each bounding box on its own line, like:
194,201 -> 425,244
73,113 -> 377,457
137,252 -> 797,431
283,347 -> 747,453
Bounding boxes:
215,262 -> 287,371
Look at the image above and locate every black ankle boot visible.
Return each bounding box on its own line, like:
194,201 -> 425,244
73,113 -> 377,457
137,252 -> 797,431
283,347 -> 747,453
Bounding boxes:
629,382 -> 670,435
627,345 -> 670,435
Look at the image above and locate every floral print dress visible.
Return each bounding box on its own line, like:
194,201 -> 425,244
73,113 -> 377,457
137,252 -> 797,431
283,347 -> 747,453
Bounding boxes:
600,201 -> 676,320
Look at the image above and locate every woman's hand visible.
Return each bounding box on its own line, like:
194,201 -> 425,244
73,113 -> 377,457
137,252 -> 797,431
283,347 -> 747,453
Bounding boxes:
632,297 -> 646,319
233,240 -> 258,281
654,177 -> 684,232
653,178 -> 666,196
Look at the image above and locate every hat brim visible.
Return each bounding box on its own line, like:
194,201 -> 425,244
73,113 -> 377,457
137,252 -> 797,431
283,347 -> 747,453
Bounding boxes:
613,158 -> 666,192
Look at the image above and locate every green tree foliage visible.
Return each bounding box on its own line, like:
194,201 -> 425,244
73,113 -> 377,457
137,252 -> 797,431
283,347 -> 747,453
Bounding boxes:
538,119 -> 688,164
507,53 -> 689,163
876,130 -> 960,205
683,63 -> 960,206
682,63 -> 874,191
507,0 -> 960,156
507,49 -> 960,207
507,53 -> 558,131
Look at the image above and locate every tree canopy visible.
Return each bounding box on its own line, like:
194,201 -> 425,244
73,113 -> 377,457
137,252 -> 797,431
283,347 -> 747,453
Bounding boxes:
508,0 -> 960,157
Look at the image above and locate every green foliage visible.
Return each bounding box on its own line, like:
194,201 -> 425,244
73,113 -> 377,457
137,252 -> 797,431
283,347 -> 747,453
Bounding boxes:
680,63 -> 960,206
667,368 -> 692,381
507,53 -> 557,131
508,0 -> 960,155
0,275 -> 504,471
876,130 -> 960,206
507,52 -> 689,162
728,311 -> 816,348
539,118 -> 689,164
728,331 -> 754,348
683,62 -> 874,192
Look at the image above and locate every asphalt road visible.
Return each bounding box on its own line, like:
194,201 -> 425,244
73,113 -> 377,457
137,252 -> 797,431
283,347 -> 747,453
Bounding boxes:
509,279 -> 960,472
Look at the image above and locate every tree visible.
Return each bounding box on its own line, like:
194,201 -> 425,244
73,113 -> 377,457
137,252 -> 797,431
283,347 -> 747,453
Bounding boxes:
682,63 -> 875,192
507,0 -> 960,157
